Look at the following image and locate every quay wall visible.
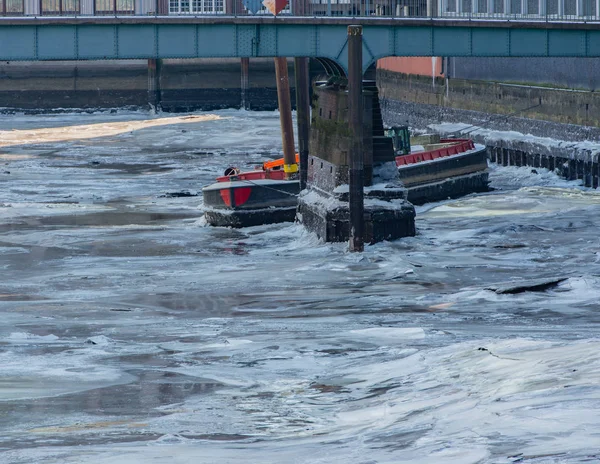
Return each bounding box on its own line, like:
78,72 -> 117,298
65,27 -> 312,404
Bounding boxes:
0,58 -> 302,112
450,57 -> 600,92
377,69 -> 600,129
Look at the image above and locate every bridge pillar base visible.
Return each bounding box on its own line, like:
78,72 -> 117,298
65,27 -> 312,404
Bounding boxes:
297,185 -> 415,244
297,81 -> 416,244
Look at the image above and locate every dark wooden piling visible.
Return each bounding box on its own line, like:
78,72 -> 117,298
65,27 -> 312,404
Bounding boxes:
147,58 -> 162,111
294,57 -> 310,190
274,57 -> 298,178
348,25 -> 364,252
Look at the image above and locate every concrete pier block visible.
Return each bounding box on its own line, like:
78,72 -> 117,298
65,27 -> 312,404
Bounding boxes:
298,82 -> 416,244
298,190 -> 415,244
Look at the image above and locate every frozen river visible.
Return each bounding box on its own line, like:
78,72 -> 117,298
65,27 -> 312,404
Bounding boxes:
1,110 -> 600,464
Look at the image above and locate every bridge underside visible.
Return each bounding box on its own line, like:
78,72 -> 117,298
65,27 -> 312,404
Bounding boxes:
2,18 -> 600,72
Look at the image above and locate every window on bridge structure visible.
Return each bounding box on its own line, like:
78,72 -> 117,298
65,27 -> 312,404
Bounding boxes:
40,0 -> 80,14
169,0 -> 224,13
1,0 -> 24,15
95,0 -> 134,14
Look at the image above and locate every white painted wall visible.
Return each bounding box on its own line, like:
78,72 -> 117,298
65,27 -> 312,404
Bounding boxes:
24,0 -> 40,15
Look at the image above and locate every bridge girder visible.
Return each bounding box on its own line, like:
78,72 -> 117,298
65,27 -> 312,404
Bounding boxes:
1,18 -> 600,73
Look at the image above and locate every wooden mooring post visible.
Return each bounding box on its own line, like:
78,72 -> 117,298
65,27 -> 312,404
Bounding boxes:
274,57 -> 298,179
348,25 -> 364,252
294,57 -> 310,189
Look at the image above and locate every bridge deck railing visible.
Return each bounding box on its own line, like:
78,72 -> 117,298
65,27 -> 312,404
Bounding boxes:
1,0 -> 599,22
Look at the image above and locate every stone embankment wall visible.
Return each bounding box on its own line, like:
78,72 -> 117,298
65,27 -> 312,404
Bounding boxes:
378,70 -> 600,128
378,70 -> 600,189
0,58 -> 302,112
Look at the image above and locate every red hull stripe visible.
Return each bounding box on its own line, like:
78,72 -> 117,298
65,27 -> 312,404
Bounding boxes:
396,139 -> 476,166
219,187 -> 252,207
220,188 -> 232,207
234,187 -> 252,206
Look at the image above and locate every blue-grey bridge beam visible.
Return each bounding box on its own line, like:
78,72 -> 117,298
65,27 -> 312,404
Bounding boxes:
2,17 -> 600,74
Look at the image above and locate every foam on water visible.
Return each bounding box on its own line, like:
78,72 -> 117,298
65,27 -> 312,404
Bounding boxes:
2,110 -> 600,463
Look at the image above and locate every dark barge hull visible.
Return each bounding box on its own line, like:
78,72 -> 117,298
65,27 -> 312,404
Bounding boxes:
397,145 -> 489,205
202,178 -> 300,227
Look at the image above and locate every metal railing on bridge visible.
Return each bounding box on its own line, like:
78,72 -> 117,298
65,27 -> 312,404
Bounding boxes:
1,0 -> 600,21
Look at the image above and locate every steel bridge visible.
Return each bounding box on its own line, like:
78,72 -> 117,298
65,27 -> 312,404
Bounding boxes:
1,16 -> 600,73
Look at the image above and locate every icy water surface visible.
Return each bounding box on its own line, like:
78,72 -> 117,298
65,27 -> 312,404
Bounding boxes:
1,110 -> 600,463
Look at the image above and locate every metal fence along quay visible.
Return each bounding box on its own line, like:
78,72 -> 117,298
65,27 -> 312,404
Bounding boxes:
1,0 -> 600,21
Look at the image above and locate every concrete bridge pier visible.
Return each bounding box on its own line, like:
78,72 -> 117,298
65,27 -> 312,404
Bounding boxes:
297,28 -> 415,246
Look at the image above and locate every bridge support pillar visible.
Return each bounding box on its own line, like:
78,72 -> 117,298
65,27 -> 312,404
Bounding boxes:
297,79 -> 416,245
147,58 -> 162,112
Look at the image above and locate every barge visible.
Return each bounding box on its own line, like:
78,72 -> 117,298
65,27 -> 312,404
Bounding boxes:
202,156 -> 300,228
202,130 -> 488,228
388,126 -> 489,205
